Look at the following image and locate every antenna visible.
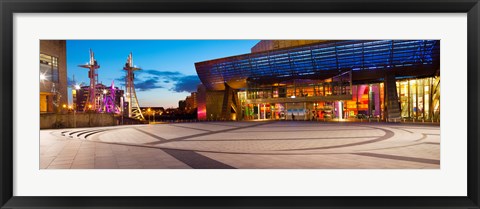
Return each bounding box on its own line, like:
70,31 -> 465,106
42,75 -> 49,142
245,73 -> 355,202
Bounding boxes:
78,49 -> 100,112
123,52 -> 145,120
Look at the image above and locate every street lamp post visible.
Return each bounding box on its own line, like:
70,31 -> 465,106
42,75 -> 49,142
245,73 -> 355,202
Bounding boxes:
147,108 -> 151,123
68,105 -> 76,128
73,108 -> 76,128
102,89 -> 107,112
120,96 -> 124,125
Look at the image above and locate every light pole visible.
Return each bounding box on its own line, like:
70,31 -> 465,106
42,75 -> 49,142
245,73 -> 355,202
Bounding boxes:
147,108 -> 151,123
120,95 -> 124,125
102,89 -> 107,112
69,105 -> 76,128
73,85 -> 80,127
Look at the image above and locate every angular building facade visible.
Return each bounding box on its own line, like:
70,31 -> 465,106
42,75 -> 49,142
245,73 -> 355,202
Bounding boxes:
73,83 -> 124,113
195,40 -> 440,122
251,40 -> 330,53
40,40 -> 68,113
185,92 -> 198,112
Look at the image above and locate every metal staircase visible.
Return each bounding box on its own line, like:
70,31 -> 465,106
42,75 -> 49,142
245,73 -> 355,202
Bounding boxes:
384,74 -> 401,122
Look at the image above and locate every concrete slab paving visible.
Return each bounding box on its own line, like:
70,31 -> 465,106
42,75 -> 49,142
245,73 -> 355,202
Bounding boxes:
40,121 -> 440,169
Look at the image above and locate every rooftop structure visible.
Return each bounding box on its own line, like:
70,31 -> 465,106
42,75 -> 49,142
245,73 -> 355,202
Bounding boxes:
195,40 -> 440,122
123,52 -> 145,121
195,40 -> 439,91
78,49 -> 101,112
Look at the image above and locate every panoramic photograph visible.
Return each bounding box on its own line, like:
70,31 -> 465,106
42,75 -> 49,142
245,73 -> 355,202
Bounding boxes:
39,40 -> 440,169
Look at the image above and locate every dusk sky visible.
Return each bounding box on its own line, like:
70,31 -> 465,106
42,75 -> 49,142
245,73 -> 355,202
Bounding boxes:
67,40 -> 259,108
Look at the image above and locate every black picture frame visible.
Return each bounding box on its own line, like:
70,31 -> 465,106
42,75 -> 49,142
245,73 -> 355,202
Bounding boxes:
1,0 -> 479,208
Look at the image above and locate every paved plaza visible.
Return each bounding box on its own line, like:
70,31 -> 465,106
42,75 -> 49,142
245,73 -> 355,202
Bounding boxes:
40,121 -> 440,169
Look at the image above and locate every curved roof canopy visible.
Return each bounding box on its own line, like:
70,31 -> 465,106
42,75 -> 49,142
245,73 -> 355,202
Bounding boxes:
195,40 -> 440,91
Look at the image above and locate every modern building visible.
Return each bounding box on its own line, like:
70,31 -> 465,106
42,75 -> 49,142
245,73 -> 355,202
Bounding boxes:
179,92 -> 197,113
73,83 -> 124,114
251,40 -> 329,53
40,40 -> 68,113
185,92 -> 198,112
178,100 -> 187,111
195,40 -> 440,122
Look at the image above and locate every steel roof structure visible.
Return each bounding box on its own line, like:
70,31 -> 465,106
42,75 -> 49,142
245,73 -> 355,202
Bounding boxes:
195,40 -> 440,91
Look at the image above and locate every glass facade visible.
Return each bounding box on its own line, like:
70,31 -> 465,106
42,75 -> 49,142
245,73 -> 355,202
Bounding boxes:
195,40 -> 440,122
40,53 -> 59,83
196,40 -> 440,91
246,71 -> 351,100
397,77 -> 440,121
40,53 -> 60,113
240,77 -> 439,121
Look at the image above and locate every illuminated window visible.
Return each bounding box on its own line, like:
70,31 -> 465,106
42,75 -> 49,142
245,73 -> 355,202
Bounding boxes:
40,53 -> 59,83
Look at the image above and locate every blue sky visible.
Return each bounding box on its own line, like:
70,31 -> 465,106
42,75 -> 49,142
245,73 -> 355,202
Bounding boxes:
67,40 -> 259,108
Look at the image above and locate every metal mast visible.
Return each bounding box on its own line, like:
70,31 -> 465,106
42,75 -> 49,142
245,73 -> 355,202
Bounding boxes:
123,52 -> 145,120
78,49 -> 100,112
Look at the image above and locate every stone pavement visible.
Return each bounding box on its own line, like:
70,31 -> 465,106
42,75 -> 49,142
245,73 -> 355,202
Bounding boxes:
40,121 -> 440,169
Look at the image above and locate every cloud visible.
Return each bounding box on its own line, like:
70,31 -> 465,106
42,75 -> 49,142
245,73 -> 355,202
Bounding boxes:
115,76 -> 126,83
141,69 -> 183,78
114,69 -> 200,93
170,75 -> 201,93
135,77 -> 164,91
114,75 -> 163,91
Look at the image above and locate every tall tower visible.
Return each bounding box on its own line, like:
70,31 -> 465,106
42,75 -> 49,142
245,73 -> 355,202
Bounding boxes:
78,49 -> 100,112
123,52 -> 145,120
